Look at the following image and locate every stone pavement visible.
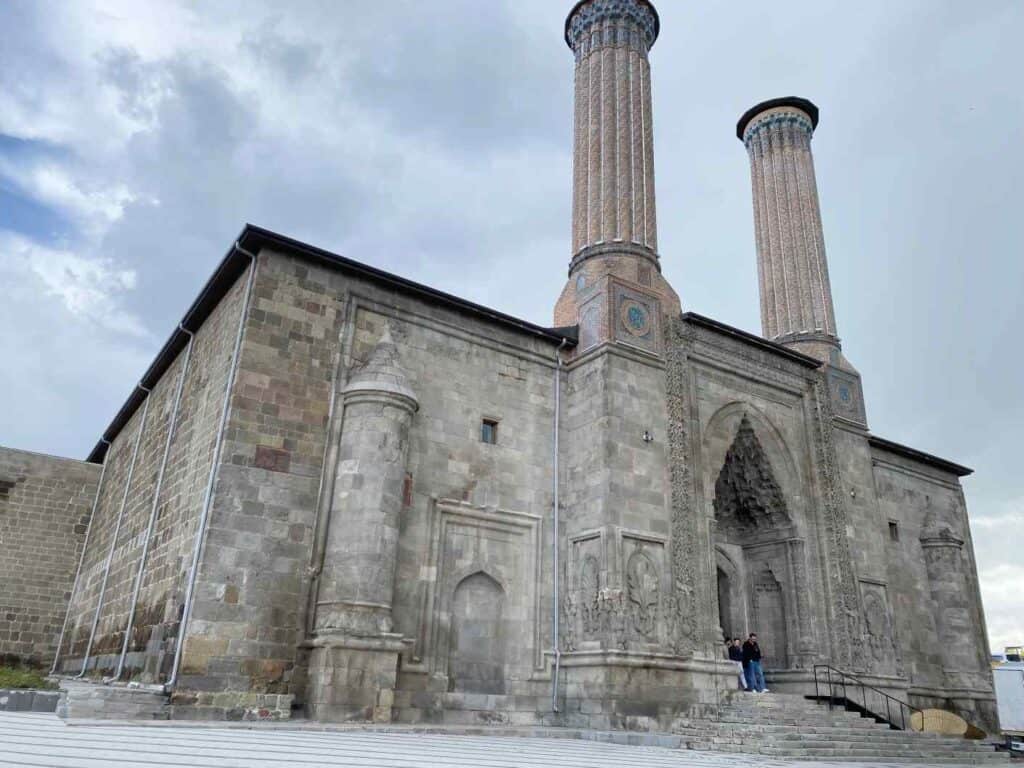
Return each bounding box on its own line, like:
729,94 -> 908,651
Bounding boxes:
0,712 -> 988,768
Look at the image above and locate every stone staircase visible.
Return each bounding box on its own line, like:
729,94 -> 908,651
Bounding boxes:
675,692 -> 1007,764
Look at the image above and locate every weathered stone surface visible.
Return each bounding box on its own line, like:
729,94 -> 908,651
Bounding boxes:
0,447 -> 99,667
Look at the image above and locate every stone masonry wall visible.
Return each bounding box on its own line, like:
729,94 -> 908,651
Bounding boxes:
0,448 -> 99,667
179,247 -> 564,717
872,446 -> 996,731
175,250 -> 345,709
56,268 -> 250,679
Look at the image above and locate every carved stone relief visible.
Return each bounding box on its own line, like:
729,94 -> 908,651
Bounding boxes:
579,554 -> 601,638
664,316 -> 701,655
809,374 -> 867,671
861,583 -> 897,674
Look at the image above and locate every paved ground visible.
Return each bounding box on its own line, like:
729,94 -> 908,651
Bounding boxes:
0,712 -> 981,768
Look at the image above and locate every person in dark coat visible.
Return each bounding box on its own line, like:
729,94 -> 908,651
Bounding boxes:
728,638 -> 748,690
742,633 -> 768,693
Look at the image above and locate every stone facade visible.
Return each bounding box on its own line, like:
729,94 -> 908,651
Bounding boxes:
4,0 -> 998,737
0,448 -> 98,667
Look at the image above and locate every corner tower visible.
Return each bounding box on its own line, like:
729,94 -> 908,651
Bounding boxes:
554,0 -> 680,346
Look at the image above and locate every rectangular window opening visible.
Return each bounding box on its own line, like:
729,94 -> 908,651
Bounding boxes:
481,418 -> 499,445
888,521 -> 900,542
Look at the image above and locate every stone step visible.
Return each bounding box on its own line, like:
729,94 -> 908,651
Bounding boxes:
687,741 -> 1004,761
713,716 -> 882,728
684,731 -> 992,749
676,726 -> 959,742
758,746 -> 1002,758
677,719 -> 894,732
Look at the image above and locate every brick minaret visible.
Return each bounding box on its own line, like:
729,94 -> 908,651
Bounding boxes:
738,97 -> 867,424
554,0 -> 680,342
737,97 -> 842,364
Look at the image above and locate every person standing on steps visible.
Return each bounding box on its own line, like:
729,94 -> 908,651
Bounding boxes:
728,638 -> 748,691
742,633 -> 768,693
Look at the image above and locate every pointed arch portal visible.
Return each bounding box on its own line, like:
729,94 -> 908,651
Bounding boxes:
711,413 -> 814,670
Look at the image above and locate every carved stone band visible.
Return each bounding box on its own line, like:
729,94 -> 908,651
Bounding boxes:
565,0 -> 659,58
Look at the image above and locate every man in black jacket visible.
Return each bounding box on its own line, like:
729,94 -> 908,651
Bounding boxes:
742,633 -> 768,693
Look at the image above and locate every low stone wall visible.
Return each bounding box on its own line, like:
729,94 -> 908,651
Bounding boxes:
60,680 -> 168,720
0,688 -> 61,712
168,690 -> 294,721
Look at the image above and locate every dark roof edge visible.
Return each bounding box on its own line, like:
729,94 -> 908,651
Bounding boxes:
86,224 -> 577,463
868,435 -> 973,478
680,312 -> 821,369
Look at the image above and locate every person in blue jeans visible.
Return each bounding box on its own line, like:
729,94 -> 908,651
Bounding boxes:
742,632 -> 769,693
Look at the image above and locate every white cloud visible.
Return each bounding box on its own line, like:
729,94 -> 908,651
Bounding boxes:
0,232 -> 147,337
980,564 -> 1024,652
0,158 -> 137,234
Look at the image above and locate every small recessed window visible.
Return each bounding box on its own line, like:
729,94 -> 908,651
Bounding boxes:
481,419 -> 499,445
888,521 -> 900,542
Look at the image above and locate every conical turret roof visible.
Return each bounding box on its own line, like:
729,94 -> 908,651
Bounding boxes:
342,325 -> 418,408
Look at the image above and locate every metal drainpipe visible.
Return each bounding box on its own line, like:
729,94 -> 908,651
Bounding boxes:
301,364 -> 341,639
165,245 -> 257,692
551,338 -> 568,712
50,439 -> 110,676
111,327 -> 195,682
77,385 -> 152,678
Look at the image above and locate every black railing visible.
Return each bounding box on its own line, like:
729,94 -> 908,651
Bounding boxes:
812,664 -> 924,731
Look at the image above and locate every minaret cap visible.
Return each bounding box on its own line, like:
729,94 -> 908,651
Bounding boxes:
564,0 -> 660,50
736,97 -> 819,140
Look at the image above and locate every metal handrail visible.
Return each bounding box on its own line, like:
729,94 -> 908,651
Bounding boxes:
813,664 -> 924,731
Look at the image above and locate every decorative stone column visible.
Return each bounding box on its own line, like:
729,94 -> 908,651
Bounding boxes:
307,326 -> 418,722
554,0 -> 680,343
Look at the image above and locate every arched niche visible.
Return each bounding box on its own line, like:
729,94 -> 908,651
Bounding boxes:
446,571 -> 506,694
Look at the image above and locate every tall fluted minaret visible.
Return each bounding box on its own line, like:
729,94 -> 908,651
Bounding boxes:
554,0 -> 680,348
737,97 -> 842,364
738,98 -> 866,424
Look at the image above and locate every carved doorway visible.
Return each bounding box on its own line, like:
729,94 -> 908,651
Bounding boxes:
712,413 -> 805,671
752,567 -> 788,669
447,572 -> 506,694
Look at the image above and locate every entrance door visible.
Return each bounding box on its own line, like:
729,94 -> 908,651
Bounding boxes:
752,568 -> 788,670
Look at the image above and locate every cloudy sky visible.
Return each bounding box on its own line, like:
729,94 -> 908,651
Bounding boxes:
1,0 -> 1021,652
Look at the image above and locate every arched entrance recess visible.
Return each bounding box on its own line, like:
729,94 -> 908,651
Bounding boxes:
706,406 -> 816,670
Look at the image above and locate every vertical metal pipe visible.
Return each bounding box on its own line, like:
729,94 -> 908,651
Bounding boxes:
166,246 -> 257,691
826,666 -> 832,710
550,338 -> 567,712
50,439 -> 110,675
78,385 -> 152,677
112,328 -> 194,681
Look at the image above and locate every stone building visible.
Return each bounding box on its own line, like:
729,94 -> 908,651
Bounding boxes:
1,0 -> 997,733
